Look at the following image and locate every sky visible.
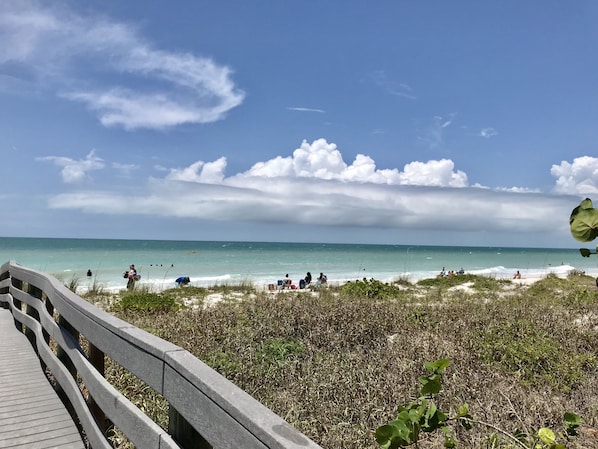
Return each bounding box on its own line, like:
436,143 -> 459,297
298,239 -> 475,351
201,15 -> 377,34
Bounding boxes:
1,1 -> 597,248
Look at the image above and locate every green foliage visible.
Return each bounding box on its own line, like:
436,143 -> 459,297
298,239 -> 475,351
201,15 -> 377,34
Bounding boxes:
162,285 -> 207,300
203,351 -> 242,376
209,280 -> 256,294
110,279 -> 598,449
376,359 -> 582,449
105,361 -> 169,448
115,291 -> 179,312
375,359 -> 455,449
256,338 -> 304,367
476,319 -> 595,392
417,274 -> 505,290
569,198 -> 598,243
341,278 -> 404,299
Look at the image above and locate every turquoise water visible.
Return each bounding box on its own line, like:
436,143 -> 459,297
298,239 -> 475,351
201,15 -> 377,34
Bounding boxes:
1,237 -> 596,292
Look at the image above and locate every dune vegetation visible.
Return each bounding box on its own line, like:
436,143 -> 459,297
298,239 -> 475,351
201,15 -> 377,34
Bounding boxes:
83,272 -> 598,448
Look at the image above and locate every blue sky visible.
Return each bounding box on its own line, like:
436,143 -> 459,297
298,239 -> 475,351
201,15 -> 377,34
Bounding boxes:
1,1 -> 597,248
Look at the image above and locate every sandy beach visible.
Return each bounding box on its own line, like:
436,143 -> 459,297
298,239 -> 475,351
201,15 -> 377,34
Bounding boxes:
167,271 -> 598,311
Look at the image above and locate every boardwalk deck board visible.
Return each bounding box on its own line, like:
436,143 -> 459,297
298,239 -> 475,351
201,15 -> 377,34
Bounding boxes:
0,308 -> 85,449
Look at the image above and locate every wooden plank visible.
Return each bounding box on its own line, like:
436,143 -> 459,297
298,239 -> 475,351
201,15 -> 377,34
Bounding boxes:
0,309 -> 85,449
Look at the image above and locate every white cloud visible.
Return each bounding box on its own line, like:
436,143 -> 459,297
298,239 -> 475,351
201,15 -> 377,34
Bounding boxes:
167,157 -> 227,184
112,162 -> 139,177
46,175 -> 574,236
37,150 -> 104,183
551,156 -> 598,195
480,127 -> 498,138
400,160 -> 467,187
236,138 -> 466,186
418,114 -> 456,149
43,138 -> 584,239
39,139 -> 596,242
287,107 -> 325,113
0,2 -> 244,129
370,70 -> 416,99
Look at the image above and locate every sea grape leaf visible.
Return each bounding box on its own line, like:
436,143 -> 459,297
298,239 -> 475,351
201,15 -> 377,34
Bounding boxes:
538,427 -> 556,444
570,198 -> 598,242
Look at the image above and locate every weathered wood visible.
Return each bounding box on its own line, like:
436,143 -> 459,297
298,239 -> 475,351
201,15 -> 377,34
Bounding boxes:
0,308 -> 85,449
0,261 -> 324,449
88,342 -> 108,432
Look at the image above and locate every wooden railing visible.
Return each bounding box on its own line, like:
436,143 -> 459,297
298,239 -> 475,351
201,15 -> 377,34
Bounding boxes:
0,261 -> 323,449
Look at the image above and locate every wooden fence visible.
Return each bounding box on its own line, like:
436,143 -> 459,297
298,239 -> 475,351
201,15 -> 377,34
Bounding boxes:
0,260 -> 323,449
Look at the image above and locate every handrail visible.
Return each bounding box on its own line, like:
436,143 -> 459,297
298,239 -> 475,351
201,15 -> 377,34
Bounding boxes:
0,260 -> 322,449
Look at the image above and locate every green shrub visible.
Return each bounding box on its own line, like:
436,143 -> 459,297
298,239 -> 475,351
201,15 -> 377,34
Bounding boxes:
341,278 -> 404,299
162,286 -> 207,300
475,318 -> 595,392
115,291 -> 179,313
417,274 -> 504,290
256,338 -> 304,367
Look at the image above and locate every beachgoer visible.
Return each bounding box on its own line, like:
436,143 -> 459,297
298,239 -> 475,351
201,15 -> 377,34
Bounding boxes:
87,269 -> 92,277
513,270 -> 521,279
305,272 -> 312,285
126,264 -> 138,290
437,267 -> 446,278
457,267 -> 464,275
175,276 -> 190,287
316,272 -> 327,287
284,273 -> 292,288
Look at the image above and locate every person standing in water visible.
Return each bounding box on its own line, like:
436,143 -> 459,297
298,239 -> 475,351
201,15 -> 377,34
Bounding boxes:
126,264 -> 138,290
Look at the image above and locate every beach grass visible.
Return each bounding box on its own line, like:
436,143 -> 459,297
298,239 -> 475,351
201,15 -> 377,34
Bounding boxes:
83,274 -> 598,448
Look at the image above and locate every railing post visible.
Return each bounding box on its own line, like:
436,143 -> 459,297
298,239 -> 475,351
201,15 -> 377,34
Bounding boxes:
88,343 -> 108,432
57,315 -> 79,379
44,298 -> 54,346
168,407 -> 213,449
0,270 -> 10,309
26,284 -> 43,351
11,278 -> 24,332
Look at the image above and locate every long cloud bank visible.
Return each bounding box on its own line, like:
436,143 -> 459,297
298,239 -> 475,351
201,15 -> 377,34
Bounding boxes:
44,139 -> 597,237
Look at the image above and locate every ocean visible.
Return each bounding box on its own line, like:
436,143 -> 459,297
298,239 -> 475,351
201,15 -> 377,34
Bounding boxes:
1,237 -> 597,293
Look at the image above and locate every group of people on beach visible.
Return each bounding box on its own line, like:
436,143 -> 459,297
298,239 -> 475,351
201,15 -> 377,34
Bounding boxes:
437,267 -> 465,278
124,263 -> 192,290
276,271 -> 327,290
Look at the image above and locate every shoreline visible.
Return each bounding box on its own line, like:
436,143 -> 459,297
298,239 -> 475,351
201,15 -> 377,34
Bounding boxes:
78,268 -> 598,295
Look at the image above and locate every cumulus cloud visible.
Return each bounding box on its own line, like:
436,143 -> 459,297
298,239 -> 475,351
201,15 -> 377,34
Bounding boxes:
167,157 -> 227,184
37,150 -> 104,183
551,156 -> 598,195
0,1 -> 244,130
235,139 -> 467,186
43,138 -> 584,239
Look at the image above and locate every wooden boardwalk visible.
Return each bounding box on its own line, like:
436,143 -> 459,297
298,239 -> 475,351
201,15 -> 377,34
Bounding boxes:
0,308 -> 85,449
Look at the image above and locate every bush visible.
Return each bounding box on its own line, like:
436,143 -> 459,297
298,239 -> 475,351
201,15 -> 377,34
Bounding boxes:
475,318 -> 596,392
115,291 -> 179,313
340,278 -> 404,299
